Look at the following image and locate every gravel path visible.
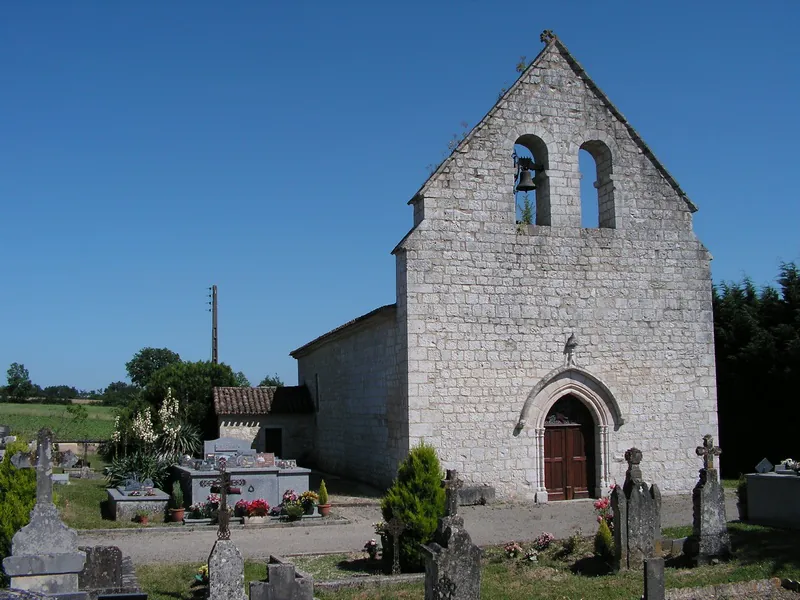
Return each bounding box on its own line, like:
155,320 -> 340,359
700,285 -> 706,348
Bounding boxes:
77,493 -> 737,565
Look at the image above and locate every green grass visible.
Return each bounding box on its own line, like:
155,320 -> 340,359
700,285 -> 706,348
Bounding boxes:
0,402 -> 117,441
55,476 -> 182,529
137,523 -> 800,600
662,525 -> 693,539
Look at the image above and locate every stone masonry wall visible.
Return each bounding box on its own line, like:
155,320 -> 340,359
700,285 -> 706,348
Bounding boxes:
218,415 -> 314,461
395,40 -> 717,500
296,310 -> 403,488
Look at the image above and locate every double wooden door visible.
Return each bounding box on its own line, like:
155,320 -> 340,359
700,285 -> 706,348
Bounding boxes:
544,424 -> 592,501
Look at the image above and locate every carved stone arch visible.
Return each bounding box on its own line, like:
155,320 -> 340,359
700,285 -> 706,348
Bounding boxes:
515,365 -> 624,502
571,130 -> 621,229
505,127 -> 557,226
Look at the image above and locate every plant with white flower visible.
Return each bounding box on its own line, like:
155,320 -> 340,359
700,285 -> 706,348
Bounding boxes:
111,415 -> 122,443
131,408 -> 158,443
158,388 -> 183,454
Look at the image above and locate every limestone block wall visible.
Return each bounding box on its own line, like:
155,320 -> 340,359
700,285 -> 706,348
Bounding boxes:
296,309 -> 403,488
395,40 -> 717,499
218,415 -> 314,461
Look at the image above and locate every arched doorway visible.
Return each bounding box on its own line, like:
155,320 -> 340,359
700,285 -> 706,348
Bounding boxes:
543,394 -> 596,501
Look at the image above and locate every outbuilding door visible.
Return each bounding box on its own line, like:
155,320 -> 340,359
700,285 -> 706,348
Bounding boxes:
543,395 -> 595,501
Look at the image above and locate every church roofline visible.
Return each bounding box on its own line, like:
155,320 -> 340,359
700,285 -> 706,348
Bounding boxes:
403,32 -> 697,215
290,304 -> 397,358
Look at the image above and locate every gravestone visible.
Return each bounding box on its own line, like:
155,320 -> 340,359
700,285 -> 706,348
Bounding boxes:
643,557 -> 665,600
249,556 -> 313,600
10,452 -> 33,470
207,540 -> 246,600
2,428 -> 87,597
422,470 -> 481,600
60,450 -> 79,469
684,435 -> 731,565
78,546 -> 123,591
611,448 -> 661,571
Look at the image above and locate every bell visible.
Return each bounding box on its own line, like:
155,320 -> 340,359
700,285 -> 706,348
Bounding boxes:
515,168 -> 536,192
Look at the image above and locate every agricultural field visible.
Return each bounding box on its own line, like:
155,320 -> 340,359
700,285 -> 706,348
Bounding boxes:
0,402 -> 117,441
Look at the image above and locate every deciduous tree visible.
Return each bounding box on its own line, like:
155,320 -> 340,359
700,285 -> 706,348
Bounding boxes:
125,348 -> 181,388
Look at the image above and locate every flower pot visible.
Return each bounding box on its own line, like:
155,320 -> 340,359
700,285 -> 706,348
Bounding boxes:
170,508 -> 185,522
318,503 -> 331,517
244,516 -> 269,526
137,516 -> 149,525
303,503 -> 316,516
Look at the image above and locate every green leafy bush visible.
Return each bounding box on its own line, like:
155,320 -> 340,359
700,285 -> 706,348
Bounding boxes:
380,442 -> 446,572
106,450 -> 171,489
171,485 -> 184,510
594,519 -> 614,562
0,440 -> 36,585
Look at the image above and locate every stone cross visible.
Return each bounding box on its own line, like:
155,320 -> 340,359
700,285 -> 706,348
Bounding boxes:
624,447 -> 643,484
208,457 -> 231,540
385,516 -> 406,576
35,428 -> 54,506
443,469 -> 463,517
695,434 -> 721,471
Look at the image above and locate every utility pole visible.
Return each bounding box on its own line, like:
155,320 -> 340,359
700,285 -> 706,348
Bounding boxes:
209,285 -> 218,364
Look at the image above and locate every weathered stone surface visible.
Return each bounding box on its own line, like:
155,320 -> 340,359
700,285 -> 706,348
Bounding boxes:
291,34 -> 719,500
78,546 -> 123,590
249,556 -> 313,600
644,557 -> 665,600
685,468 -> 731,565
207,539 -> 246,600
458,485 -> 495,506
613,448 -> 661,571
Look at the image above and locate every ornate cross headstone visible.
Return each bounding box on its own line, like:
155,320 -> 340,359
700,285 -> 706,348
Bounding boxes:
385,516 -> 406,576
443,469 -> 463,517
206,457 -> 231,540
695,434 -> 721,471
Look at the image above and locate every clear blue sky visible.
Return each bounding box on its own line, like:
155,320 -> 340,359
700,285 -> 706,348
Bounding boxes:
1,1 -> 798,391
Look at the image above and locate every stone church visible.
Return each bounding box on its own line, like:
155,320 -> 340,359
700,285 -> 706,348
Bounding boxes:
289,32 -> 718,502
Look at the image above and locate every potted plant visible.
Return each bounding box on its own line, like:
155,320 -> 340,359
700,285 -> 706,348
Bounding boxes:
135,510 -> 150,525
284,503 -> 304,521
300,490 -> 319,515
170,485 -> 185,522
317,480 -> 331,517
244,499 -> 270,525
736,475 -> 748,521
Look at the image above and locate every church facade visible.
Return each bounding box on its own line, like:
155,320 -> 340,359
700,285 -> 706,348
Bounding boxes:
290,33 -> 717,501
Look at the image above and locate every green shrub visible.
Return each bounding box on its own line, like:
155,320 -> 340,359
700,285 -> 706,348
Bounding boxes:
171,485 -> 184,509
380,441 -> 446,573
318,480 -> 329,505
594,519 -> 614,561
106,450 -> 171,489
736,474 -> 747,505
0,440 -> 36,585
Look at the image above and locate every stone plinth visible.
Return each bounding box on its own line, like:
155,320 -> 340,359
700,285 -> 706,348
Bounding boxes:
746,472 -> 800,530
106,488 -> 169,522
173,464 -> 310,510
249,556 -> 313,600
208,540 -> 246,600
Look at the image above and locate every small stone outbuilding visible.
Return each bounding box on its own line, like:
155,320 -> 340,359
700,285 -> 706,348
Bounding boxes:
290,32 -> 719,501
213,386 -> 315,461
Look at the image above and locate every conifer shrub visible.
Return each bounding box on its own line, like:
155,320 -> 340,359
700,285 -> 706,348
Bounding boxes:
318,479 -> 329,505
593,518 -> 614,562
380,441 -> 446,572
0,439 -> 36,586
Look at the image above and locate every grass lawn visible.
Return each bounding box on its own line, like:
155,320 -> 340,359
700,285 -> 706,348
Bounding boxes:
55,476 -> 180,530
0,402 -> 117,441
137,523 -> 800,600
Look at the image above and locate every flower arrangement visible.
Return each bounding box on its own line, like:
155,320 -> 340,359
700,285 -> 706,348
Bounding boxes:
373,521 -> 387,536
234,499 -> 249,517
282,489 -> 299,504
247,499 -> 270,517
532,532 -> 555,551
593,496 -> 613,532
524,548 -> 539,562
300,490 -> 319,507
504,541 -> 524,558
363,539 -> 379,560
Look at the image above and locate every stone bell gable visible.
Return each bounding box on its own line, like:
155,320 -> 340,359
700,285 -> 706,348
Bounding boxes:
392,32 -> 718,501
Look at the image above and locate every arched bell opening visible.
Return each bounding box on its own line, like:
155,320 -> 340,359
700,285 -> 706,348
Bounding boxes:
513,135 -> 550,226
543,394 -> 597,501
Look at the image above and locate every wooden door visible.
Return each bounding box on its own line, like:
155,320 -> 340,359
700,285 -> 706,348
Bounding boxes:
544,424 -> 591,500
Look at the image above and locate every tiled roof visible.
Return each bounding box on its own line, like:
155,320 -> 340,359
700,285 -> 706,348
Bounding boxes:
213,385 -> 314,416
289,304 -> 397,358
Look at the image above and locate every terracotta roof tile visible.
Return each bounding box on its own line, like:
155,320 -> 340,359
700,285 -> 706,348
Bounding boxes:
213,385 -> 314,416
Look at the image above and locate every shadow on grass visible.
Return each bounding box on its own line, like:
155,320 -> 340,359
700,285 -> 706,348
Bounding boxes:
336,557 -> 386,576
569,555 -> 614,577
728,522 -> 800,576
